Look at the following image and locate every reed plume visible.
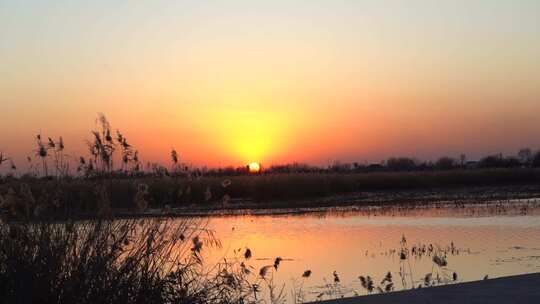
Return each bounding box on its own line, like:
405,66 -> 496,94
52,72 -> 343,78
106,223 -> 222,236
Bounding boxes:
35,134 -> 49,176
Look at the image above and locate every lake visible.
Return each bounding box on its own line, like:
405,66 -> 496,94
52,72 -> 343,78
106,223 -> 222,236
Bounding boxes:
196,200 -> 540,301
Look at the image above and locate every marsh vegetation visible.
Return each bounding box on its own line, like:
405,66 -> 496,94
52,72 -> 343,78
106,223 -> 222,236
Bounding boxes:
1,114 -> 540,219
0,218 -> 302,304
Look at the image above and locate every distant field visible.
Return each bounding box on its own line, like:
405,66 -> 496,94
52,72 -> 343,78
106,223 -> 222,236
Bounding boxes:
2,168 -> 540,219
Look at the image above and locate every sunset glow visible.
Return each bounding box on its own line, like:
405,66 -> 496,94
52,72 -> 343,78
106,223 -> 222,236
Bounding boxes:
1,1 -> 540,168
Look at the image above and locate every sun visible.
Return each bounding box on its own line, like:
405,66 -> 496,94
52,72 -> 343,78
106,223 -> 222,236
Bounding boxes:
248,162 -> 261,173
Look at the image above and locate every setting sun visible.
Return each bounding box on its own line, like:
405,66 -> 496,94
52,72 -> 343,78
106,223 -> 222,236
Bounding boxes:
248,162 -> 261,173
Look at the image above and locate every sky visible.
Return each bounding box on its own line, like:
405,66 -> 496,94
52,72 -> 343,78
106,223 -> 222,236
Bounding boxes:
1,0 -> 540,168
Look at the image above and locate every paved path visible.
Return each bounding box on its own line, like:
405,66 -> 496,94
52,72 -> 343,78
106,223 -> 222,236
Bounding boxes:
313,273 -> 540,304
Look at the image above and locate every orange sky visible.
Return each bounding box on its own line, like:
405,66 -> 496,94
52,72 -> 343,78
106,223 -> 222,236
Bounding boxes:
1,1 -> 540,168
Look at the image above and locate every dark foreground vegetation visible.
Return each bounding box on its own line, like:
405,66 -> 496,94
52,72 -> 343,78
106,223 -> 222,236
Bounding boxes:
0,218 -> 291,304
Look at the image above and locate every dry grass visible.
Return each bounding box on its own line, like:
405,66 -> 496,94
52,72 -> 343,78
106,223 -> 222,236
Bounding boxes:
1,168 -> 540,220
0,218 -> 292,304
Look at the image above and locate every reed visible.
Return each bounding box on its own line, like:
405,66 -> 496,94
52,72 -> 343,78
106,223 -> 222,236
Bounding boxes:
34,134 -> 49,177
0,218 -> 289,304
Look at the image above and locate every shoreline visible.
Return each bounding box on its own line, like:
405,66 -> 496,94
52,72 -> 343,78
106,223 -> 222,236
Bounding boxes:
3,182 -> 540,221
312,272 -> 540,304
97,186 -> 540,219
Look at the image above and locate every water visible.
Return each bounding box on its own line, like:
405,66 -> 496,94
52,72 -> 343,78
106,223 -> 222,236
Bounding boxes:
194,202 -> 540,301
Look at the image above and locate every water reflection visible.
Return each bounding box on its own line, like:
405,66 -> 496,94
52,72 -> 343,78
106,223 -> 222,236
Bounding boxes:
192,201 -> 540,301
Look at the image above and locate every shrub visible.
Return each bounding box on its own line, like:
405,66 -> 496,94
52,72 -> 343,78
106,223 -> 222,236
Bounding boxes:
435,157 -> 456,170
386,157 -> 417,171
